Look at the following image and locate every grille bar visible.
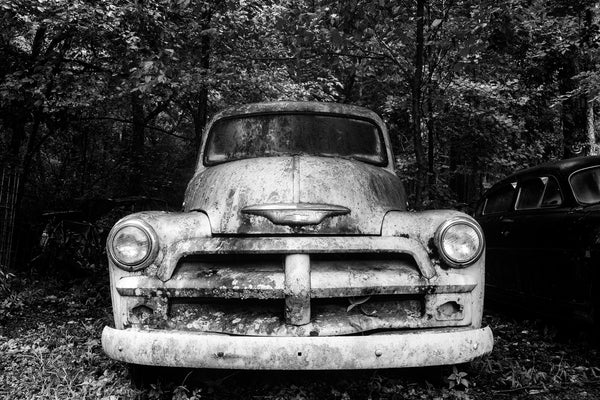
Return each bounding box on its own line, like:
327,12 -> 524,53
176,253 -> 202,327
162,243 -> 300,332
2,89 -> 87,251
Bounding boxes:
284,254 -> 311,325
158,236 -> 436,280
117,262 -> 475,299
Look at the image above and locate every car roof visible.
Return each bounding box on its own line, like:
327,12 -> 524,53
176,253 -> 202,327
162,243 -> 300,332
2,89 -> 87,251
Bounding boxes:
492,155 -> 600,188
211,101 -> 384,126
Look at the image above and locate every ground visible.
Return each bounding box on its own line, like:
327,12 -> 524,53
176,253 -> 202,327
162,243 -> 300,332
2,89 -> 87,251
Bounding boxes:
1,273 -> 600,400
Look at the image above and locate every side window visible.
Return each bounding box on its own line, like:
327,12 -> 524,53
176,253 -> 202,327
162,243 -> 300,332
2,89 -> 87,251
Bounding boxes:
516,176 -> 562,210
541,177 -> 562,207
483,184 -> 516,215
570,167 -> 600,204
516,178 -> 546,210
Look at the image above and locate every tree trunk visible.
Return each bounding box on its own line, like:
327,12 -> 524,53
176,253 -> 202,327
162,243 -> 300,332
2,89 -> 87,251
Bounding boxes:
427,92 -> 435,187
129,93 -> 145,195
587,98 -> 597,155
193,87 -> 209,148
411,0 -> 427,208
9,114 -> 41,269
584,6 -> 597,156
559,56 -> 586,158
4,98 -> 31,167
192,14 -> 213,151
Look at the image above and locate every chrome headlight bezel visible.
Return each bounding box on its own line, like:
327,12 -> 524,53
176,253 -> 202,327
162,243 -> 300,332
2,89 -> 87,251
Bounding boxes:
435,217 -> 485,268
107,219 -> 159,271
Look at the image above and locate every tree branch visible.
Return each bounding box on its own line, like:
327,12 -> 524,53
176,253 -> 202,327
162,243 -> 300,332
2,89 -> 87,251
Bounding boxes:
31,24 -> 47,61
144,93 -> 176,123
375,36 -> 412,80
77,116 -> 189,140
230,51 -> 388,63
43,29 -> 73,58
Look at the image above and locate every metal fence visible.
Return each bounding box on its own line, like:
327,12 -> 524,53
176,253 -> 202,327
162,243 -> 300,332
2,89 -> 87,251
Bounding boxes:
0,166 -> 19,270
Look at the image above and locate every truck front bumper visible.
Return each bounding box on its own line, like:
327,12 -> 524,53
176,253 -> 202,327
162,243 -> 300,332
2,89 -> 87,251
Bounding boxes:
102,326 -> 493,369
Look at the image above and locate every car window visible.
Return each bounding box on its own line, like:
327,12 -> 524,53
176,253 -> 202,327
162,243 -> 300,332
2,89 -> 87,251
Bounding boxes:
516,177 -> 546,210
483,183 -> 516,214
570,166 -> 600,204
540,177 -> 562,207
205,113 -> 386,166
516,176 -> 562,210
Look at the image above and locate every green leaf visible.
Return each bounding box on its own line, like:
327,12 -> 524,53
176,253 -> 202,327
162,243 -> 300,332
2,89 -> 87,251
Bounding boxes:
200,28 -> 217,36
431,19 -> 442,28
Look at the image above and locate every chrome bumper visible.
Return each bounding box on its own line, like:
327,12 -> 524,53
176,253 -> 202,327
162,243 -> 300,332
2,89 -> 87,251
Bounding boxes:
102,326 -> 493,370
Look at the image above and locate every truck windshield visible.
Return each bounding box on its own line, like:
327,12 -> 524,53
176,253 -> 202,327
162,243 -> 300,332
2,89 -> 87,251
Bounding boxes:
204,113 -> 386,165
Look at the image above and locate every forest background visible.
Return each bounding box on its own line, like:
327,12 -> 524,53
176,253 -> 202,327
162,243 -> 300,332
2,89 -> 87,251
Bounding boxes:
1,0 -> 599,272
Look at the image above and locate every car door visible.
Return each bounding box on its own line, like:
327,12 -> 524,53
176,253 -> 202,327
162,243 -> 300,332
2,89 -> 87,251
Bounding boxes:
508,175 -> 572,310
476,182 -> 519,303
565,166 -> 600,317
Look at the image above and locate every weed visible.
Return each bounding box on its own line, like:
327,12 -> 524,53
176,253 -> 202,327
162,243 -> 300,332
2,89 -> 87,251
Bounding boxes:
2,279 -> 600,399
447,366 -> 470,389
0,268 -> 15,295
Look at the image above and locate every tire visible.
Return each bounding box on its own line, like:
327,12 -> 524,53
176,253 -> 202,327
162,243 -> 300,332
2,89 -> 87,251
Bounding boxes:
128,364 -> 198,388
128,364 -> 161,388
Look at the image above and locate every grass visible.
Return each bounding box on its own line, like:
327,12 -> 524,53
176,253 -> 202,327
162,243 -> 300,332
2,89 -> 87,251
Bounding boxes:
1,272 -> 600,399
0,275 -> 138,399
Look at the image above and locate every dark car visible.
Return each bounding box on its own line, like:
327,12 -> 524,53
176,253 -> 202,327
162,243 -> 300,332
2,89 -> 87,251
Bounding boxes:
475,155 -> 600,324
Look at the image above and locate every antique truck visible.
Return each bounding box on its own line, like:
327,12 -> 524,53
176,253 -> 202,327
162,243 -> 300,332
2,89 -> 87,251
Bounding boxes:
102,102 -> 493,369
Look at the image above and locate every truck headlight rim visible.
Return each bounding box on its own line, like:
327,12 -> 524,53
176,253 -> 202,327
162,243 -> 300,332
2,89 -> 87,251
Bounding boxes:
435,217 -> 484,268
107,219 -> 159,271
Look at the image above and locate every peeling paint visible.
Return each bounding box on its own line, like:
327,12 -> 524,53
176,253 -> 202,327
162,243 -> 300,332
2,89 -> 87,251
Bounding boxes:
103,102 -> 492,370
185,156 -> 406,235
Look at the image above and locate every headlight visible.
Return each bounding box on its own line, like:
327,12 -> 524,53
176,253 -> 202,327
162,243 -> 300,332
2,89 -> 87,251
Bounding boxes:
107,220 -> 158,271
435,217 -> 484,267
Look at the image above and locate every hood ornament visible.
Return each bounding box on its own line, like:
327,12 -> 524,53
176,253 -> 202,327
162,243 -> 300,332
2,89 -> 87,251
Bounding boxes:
242,203 -> 350,226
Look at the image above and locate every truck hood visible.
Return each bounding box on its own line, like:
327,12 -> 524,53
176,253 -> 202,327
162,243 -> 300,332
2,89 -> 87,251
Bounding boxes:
184,156 -> 406,235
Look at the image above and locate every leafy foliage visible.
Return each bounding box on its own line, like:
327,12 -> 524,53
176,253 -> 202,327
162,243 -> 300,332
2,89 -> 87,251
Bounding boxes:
0,0 -> 599,270
0,269 -> 15,296
1,4 -> 600,398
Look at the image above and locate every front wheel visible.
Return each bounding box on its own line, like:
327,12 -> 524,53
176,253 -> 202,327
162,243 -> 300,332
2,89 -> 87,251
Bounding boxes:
128,363 -> 162,388
128,364 -> 200,388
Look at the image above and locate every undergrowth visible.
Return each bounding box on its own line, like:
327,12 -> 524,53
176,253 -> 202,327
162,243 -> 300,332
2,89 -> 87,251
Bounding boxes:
1,272 -> 599,399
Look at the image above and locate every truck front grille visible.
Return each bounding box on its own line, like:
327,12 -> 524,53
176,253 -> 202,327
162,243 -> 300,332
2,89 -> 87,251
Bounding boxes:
119,252 -> 476,335
171,252 -> 423,300
167,295 -> 424,336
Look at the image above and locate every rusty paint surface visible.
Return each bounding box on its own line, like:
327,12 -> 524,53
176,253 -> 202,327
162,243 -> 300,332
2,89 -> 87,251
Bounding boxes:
102,325 -> 493,369
162,295 -> 471,336
284,254 -> 311,325
184,156 -> 405,235
381,210 -> 477,254
157,236 -> 436,281
206,102 -> 386,127
113,259 -> 481,337
163,298 -> 428,336
241,202 -> 350,226
116,262 -> 476,299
